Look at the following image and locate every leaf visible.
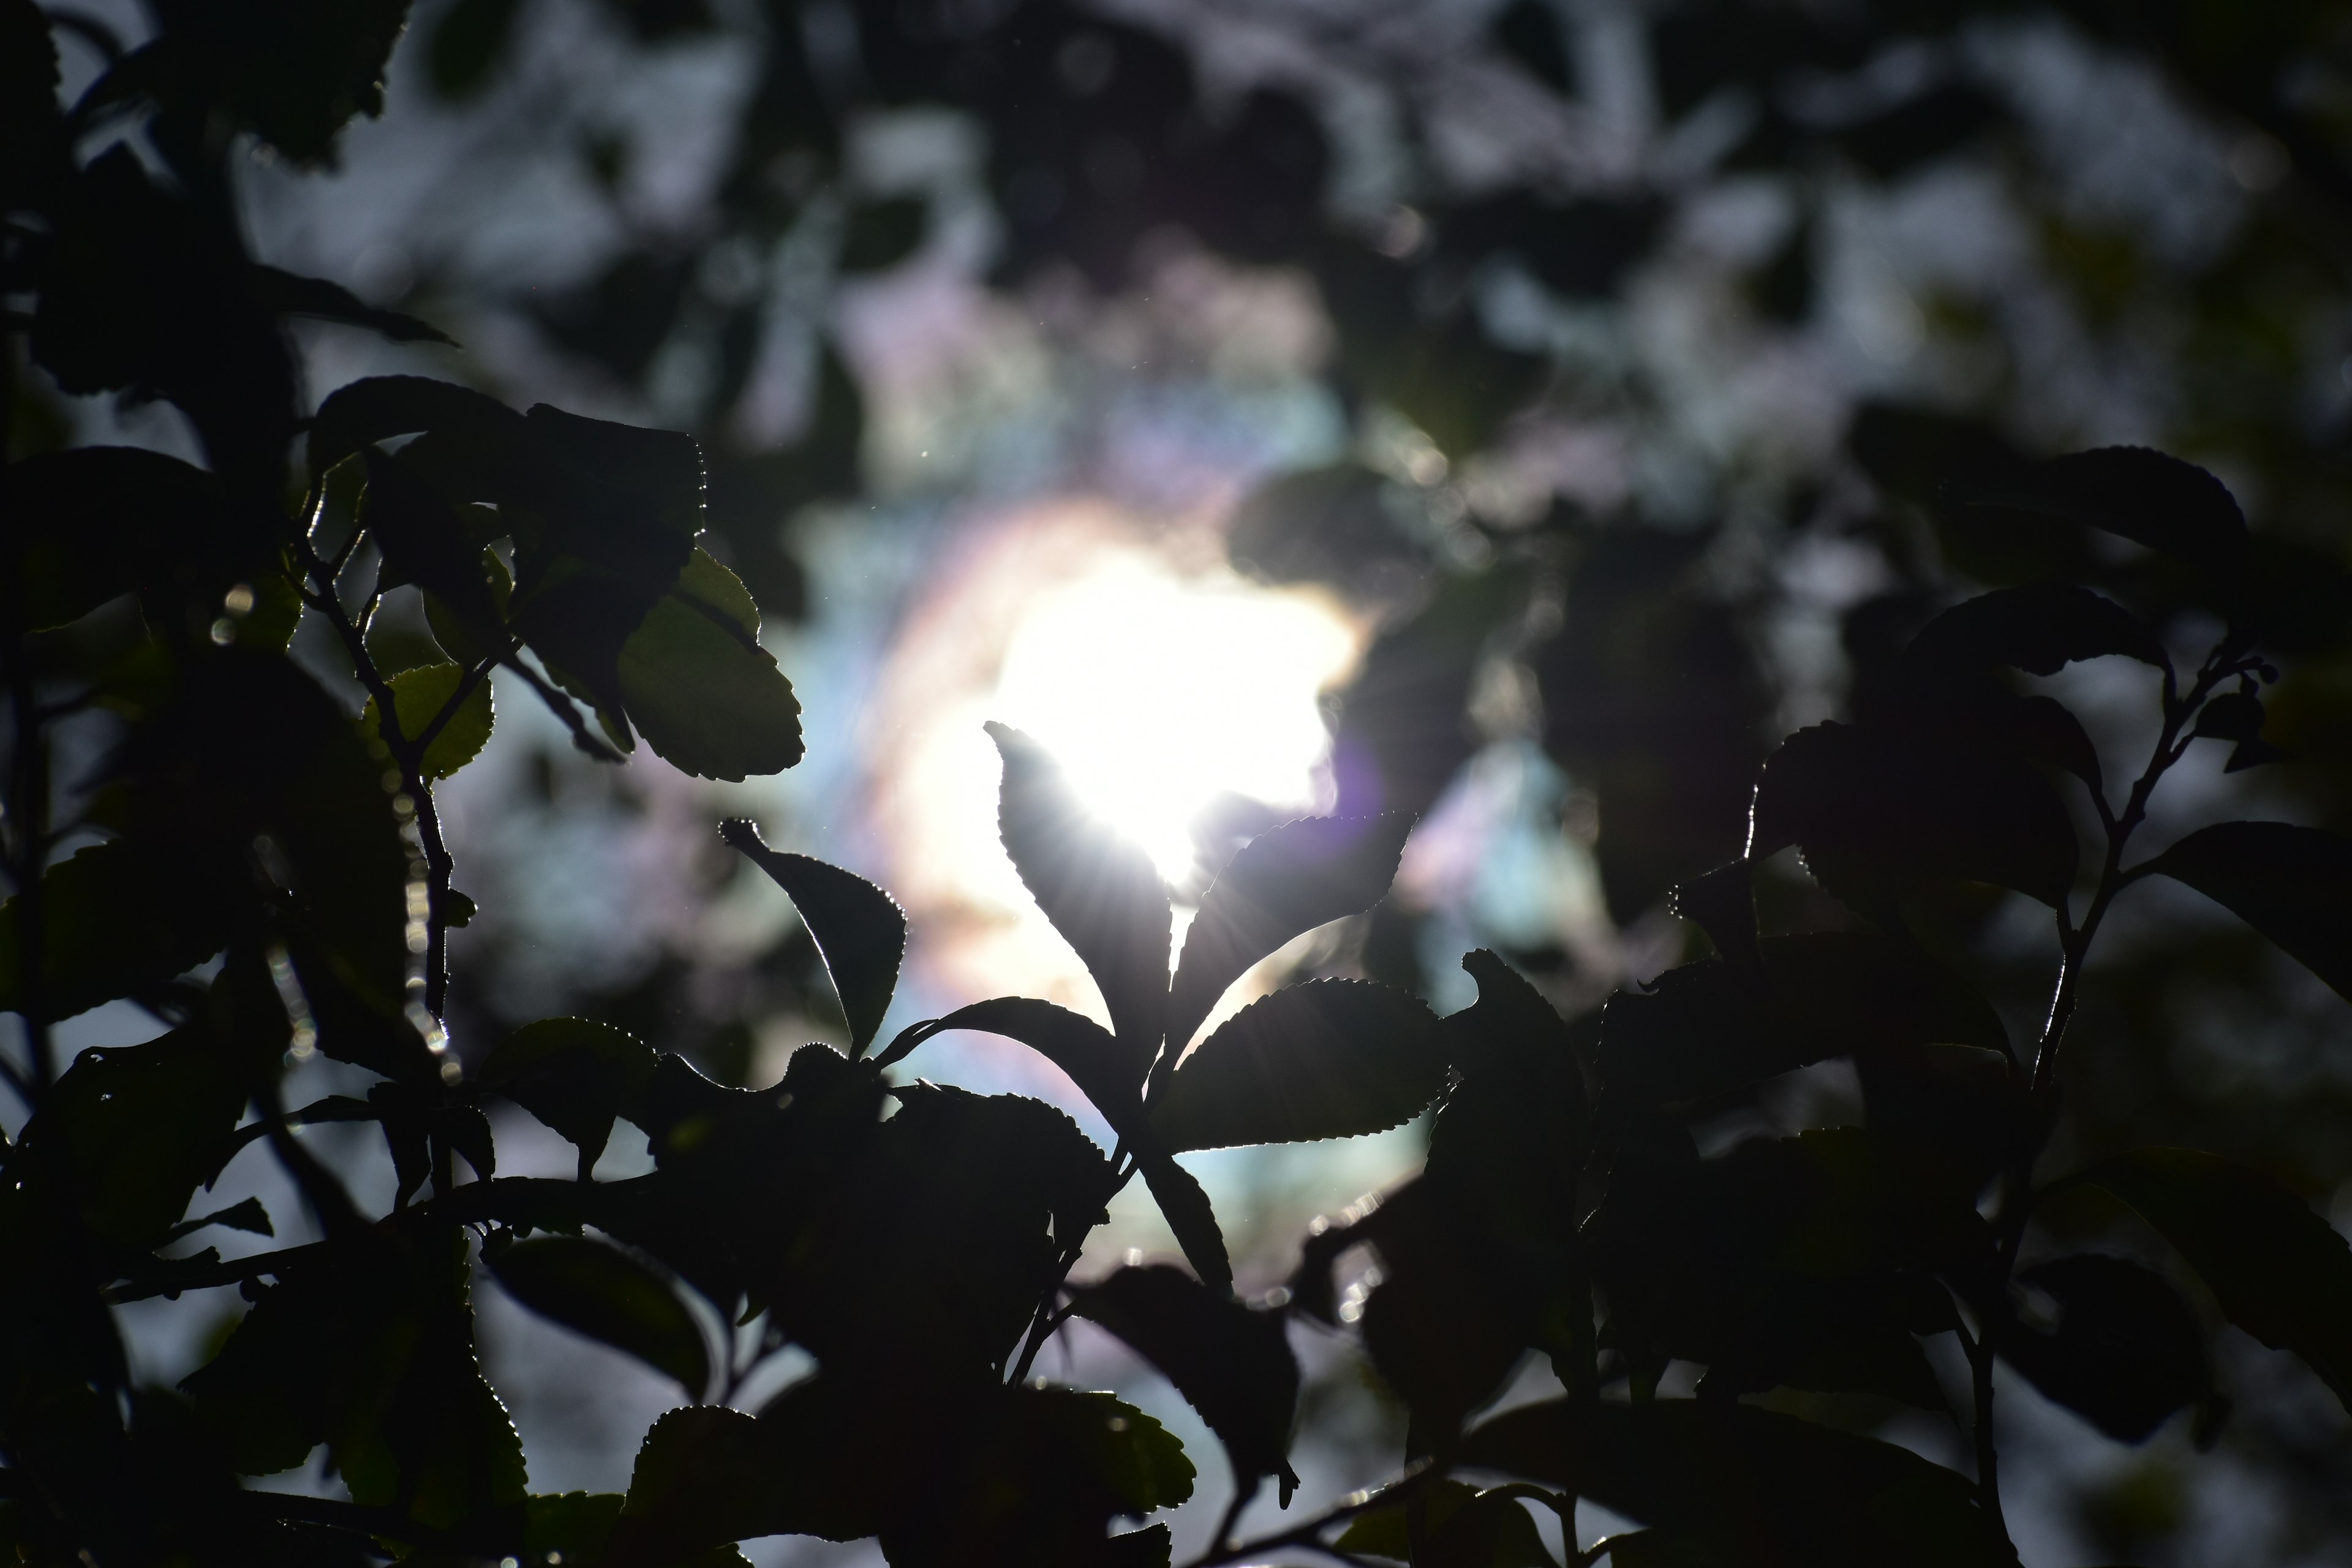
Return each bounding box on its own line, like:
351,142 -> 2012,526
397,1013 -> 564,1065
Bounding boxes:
1069,1264 -> 1300,1501
839,195 -> 928,272
617,579 -> 804,780
1460,1398 -> 2009,1568
1148,980 -> 1447,1152
487,1234 -> 710,1395
429,0 -> 524,99
19,1031 -> 247,1250
310,374 -> 531,483
117,0 -> 413,166
719,821 -> 905,1054
1902,582 -> 2167,677
889,995 -> 1142,1130
1166,813 -> 1414,1056
1338,1482 -> 1558,1568
2083,1147 -> 2352,1412
360,663 -> 494,780
1137,1150 -> 1232,1290
1599,933 -> 2007,1106
0,447 -> 248,631
1355,1177 -> 1547,1434
1994,1254 -> 2209,1442
1953,446 -> 2249,582
358,444 -> 510,650
251,265 -> 452,345
987,723 -> 1170,1065
0,840 -> 224,1023
1749,721 -> 2078,910
2141,822 -> 2352,1003
478,1017 -> 659,1174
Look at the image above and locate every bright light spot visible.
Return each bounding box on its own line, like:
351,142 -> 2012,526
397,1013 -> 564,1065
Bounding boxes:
992,555 -> 1359,881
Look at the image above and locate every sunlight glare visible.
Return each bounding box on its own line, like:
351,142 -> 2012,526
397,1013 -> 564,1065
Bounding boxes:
991,554 -> 1360,883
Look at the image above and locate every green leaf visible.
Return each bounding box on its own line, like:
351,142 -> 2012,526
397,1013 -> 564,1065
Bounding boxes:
616,568 -> 804,780
718,821 -> 905,1053
309,374 -> 529,483
1599,933 -> 2007,1106
487,1234 -> 710,1395
888,995 -> 1142,1130
1148,979 -> 1447,1152
20,1030 -> 247,1250
478,1017 -> 659,1174
1953,446 -> 2249,582
359,444 -> 510,652
1749,721 -> 2078,910
1136,1149 -> 1232,1291
1069,1264 -> 1299,1501
2083,1147 -> 2352,1413
839,195 -> 928,272
1461,1398 -> 2009,1567
1166,813 -> 1413,1057
0,840 -> 224,1023
360,663 -> 494,780
1993,1254 -> 2210,1442
2140,822 -> 2352,1003
251,265 -> 452,345
1902,582 -> 2167,678
986,723 -> 1171,1066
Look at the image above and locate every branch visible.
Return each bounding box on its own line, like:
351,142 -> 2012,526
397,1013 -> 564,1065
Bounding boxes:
1180,1462 -> 1438,1568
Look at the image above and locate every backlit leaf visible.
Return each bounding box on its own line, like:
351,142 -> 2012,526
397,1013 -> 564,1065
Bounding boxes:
360,663 -> 494,780
1148,979 -> 1446,1152
488,1235 -> 709,1395
888,995 -> 1140,1130
479,1017 -> 658,1173
617,574 -> 803,780
720,821 -> 904,1053
1166,813 -> 1413,1057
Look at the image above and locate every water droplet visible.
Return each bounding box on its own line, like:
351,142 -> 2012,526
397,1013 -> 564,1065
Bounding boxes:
209,618 -> 235,646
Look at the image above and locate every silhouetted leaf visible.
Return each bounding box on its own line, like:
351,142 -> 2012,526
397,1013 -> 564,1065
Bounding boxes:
1355,1177 -> 1544,1435
1749,721 -> 2078,910
1,447 -> 258,631
2141,822 -> 2352,1003
252,266 -> 451,344
360,663 -> 494,780
1137,1150 -> 1232,1290
889,995 -> 1141,1130
0,841 -> 222,1023
487,1234 -> 709,1395
480,1017 -> 659,1175
17,1031 -> 246,1250
107,0 -> 413,166
310,375 -> 530,482
839,195 -> 927,272
1953,446 -> 2249,582
1600,933 -> 2007,1106
2084,1148 -> 2352,1412
719,821 -> 905,1054
1461,1398 -> 2008,1567
1903,583 -> 2166,677
1070,1264 -> 1300,1502
1339,1481 -> 1558,1567
1994,1254 -> 2208,1442
428,0 -> 522,99
1149,980 -> 1446,1152
359,443 -> 509,650
1166,813 -> 1413,1056
987,722 -> 1170,1065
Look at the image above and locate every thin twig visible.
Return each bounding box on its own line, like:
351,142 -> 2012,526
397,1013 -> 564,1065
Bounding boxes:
1180,1463 -> 1436,1568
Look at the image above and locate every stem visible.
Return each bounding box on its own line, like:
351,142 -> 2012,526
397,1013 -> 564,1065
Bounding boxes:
1953,1316 -> 2005,1540
5,620 -> 55,1101
1180,1462 -> 1436,1568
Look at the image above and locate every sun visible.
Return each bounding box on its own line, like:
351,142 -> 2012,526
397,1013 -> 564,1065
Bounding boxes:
990,552 -> 1361,884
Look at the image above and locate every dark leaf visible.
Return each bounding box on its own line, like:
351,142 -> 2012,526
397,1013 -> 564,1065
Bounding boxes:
428,0 -> 522,99
479,1017 -> 659,1174
2191,692 -> 2265,743
838,195 -> 928,272
487,1234 -> 710,1395
1749,721 -> 2078,910
1166,813 -> 1413,1057
720,821 -> 903,1054
167,1196 -> 274,1243
1338,1482 -> 1558,1568
121,0 -> 412,166
1069,1264 -> 1299,1500
0,841 -> 223,1023
1902,583 -> 2166,677
2141,822 -> 2352,1003
1995,1254 -> 2207,1442
1953,446 -> 2249,582
360,663 -> 495,780
1356,1177 -> 1542,1435
1137,1150 -> 1232,1290
2084,1147 -> 2352,1413
987,722 -> 1170,1065
1461,1398 -> 2008,1567
251,265 -> 452,344
1600,933 -> 2007,1106
889,995 -> 1142,1131
18,1031 -> 246,1250
0,447 -> 258,632
358,443 -> 510,650
309,374 -> 530,484
1149,979 -> 1447,1152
